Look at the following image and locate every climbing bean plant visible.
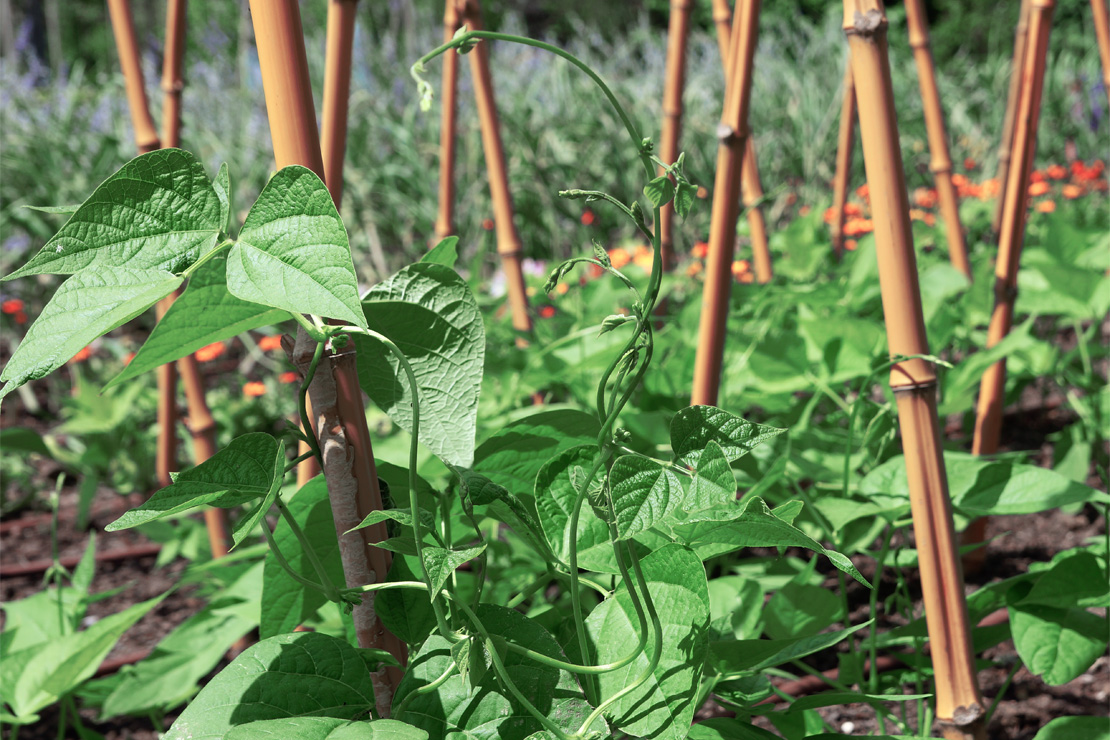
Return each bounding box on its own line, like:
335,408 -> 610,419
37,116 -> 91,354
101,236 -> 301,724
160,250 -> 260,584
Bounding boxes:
0,32 -> 877,740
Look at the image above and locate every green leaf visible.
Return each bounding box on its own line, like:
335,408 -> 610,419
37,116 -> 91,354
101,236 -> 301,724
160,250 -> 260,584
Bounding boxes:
106,256 -> 291,389
707,576 -> 764,640
687,718 -> 782,740
421,236 -> 459,267
1011,600 -> 1107,685
346,507 -> 433,535
163,632 -> 377,740
450,466 -> 509,512
786,691 -> 931,713
709,621 -> 872,674
392,605 -> 602,739
421,544 -> 486,599
0,427 -> 51,457
98,562 -> 261,716
229,438 -> 286,549
643,175 -> 675,207
663,496 -> 868,586
5,149 -> 222,280
763,581 -> 844,640
106,433 -> 281,531
0,593 -> 166,720
0,268 -> 183,399
535,445 -> 623,573
1032,716 -> 1110,740
378,555 -> 438,646
673,181 -> 697,219
608,454 -> 684,540
583,545 -> 710,740
860,454 -> 1110,517
473,409 -> 600,500
670,406 -> 785,467
356,263 -> 483,467
214,162 -> 231,232
227,166 -> 365,328
260,478 -> 345,638
226,718 -> 429,740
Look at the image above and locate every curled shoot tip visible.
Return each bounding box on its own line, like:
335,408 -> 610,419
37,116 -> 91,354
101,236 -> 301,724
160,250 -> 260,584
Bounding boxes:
410,61 -> 434,111
453,24 -> 478,54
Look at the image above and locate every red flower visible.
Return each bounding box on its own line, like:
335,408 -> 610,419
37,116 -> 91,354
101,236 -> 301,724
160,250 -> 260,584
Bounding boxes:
195,341 -> 226,362
691,241 -> 709,259
964,157 -> 977,170
243,381 -> 266,397
538,305 -> 556,319
71,346 -> 92,363
481,218 -> 495,231
1,299 -> 24,314
580,209 -> 596,226
13,311 -> 27,324
1045,164 -> 1067,180
258,335 -> 284,352
279,371 -> 299,384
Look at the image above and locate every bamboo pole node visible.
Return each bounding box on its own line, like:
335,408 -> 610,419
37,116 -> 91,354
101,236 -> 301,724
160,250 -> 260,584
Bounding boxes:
161,79 -> 185,93
849,9 -> 885,35
716,122 -> 744,143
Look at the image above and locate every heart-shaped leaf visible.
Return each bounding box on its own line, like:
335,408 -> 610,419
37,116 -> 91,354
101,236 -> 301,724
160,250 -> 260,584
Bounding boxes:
105,256 -> 291,390
5,149 -> 222,280
227,166 -> 365,328
609,454 -> 684,540
670,406 -> 785,466
0,268 -> 182,399
106,433 -> 282,531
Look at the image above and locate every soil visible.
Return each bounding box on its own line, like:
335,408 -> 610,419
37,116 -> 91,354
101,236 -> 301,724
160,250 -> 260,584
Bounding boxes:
1,378 -> 1106,740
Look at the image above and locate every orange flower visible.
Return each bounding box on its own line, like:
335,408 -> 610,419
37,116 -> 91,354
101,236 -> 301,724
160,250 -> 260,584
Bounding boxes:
691,241 -> 709,259
1027,181 -> 1050,197
845,202 -> 863,217
696,186 -> 708,199
913,188 -> 938,209
845,239 -> 858,251
843,217 -> 873,236
538,305 -> 556,319
1029,170 -> 1045,183
1061,184 -> 1083,199
686,261 -> 704,277
731,260 -> 751,280
243,381 -> 266,397
580,209 -> 596,226
738,272 -> 754,284
632,245 -> 654,272
823,206 -> 837,224
123,352 -> 136,366
855,183 -> 869,199
481,218 -> 494,231
964,157 -> 977,170
1045,164 -> 1067,180
258,334 -> 284,352
1,299 -> 24,314
608,248 -> 631,269
554,282 -> 569,295
799,204 -> 811,216
279,371 -> 299,384
979,178 -> 1001,199
195,341 -> 227,362
71,346 -> 92,363
952,173 -> 969,188
1034,200 -> 1056,213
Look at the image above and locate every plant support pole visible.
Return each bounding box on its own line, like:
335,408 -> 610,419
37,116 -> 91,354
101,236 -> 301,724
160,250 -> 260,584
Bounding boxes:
248,0 -> 405,714
831,61 -> 857,258
658,0 -> 692,272
461,0 -> 533,346
972,0 -> 1055,458
992,0 -> 1031,240
1093,0 -> 1110,108
843,3 -> 984,738
691,0 -> 761,406
904,0 -> 971,280
711,0 -> 772,283
434,0 -> 463,242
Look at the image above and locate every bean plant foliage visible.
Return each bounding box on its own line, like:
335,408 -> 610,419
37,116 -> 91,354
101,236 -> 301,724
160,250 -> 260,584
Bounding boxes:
2,27 -> 1107,740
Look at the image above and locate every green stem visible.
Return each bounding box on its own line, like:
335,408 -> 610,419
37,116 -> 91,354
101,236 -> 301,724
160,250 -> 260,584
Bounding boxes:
568,451 -> 611,673
299,340 -> 326,469
261,517 -> 331,596
274,494 -> 340,601
284,449 -> 315,474
181,239 -> 232,279
393,659 -> 458,721
485,637 -> 571,740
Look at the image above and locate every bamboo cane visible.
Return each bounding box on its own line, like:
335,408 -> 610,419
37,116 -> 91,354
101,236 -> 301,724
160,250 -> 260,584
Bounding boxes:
1093,0 -> 1110,108
843,3 -> 984,738
972,0 -> 1055,459
107,0 -> 177,489
248,0 -> 405,712
904,0 -> 971,280
710,0 -> 772,283
658,0 -> 693,272
831,62 -> 857,258
157,0 -> 234,559
992,0 -> 1032,240
434,0 -> 463,242
690,0 -> 761,407
460,0 -> 532,347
